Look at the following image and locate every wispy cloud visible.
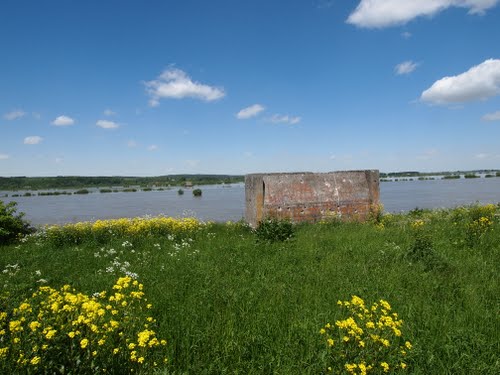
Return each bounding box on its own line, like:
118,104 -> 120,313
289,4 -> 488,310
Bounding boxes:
268,114 -> 301,125
4,110 -> 25,120
236,104 -> 265,119
103,109 -> 116,116
145,67 -> 225,106
96,120 -> 119,129
395,60 -> 419,75
0,154 -> 10,160
147,145 -> 158,151
347,0 -> 500,28
185,159 -> 200,168
416,149 -> 438,160
127,140 -> 137,148
24,136 -> 43,145
401,31 -> 412,39
52,115 -> 75,126
421,59 -> 500,105
482,110 -> 500,121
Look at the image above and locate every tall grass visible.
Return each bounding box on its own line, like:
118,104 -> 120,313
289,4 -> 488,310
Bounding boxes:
0,206 -> 499,374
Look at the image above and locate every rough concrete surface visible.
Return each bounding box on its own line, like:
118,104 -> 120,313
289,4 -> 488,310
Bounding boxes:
245,170 -> 379,227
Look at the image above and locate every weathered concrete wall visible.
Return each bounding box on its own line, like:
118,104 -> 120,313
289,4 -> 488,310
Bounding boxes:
245,170 -> 379,227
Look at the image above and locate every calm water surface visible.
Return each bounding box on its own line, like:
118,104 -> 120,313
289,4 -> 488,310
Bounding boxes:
2,178 -> 500,226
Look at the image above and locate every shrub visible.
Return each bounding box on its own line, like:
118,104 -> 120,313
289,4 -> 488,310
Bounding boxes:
74,189 -> 90,195
177,189 -> 184,195
192,189 -> 202,197
0,201 -> 34,245
320,296 -> 412,374
254,217 -> 294,243
464,173 -> 479,179
100,189 -> 113,193
0,276 -> 167,374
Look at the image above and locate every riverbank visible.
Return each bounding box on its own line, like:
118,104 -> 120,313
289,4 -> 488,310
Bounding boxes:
1,205 -> 498,374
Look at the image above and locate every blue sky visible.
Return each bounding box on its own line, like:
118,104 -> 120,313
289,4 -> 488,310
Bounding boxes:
1,0 -> 499,176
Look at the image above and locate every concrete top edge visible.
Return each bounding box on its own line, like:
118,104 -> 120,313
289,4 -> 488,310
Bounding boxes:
245,170 -> 379,177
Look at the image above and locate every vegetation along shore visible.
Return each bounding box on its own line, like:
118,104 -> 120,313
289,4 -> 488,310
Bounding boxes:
0,201 -> 498,374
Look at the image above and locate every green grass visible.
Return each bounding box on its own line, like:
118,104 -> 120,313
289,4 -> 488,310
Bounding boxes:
1,207 -> 499,374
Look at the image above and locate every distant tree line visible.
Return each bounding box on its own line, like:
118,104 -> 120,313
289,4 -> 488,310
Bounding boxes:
379,170 -> 500,178
0,175 -> 244,190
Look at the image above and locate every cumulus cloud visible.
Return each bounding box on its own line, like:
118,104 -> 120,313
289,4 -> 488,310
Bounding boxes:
236,104 -> 265,119
145,67 -> 225,106
104,109 -> 116,116
52,115 -> 75,126
4,110 -> 25,120
482,110 -> 500,121
96,120 -> 119,129
421,59 -> 500,104
395,60 -> 419,75
0,154 -> 9,160
347,0 -> 500,28
269,114 -> 301,125
24,136 -> 43,145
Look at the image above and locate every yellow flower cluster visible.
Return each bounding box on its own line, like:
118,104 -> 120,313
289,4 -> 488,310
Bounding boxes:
43,216 -> 205,244
321,295 -> 412,374
0,276 -> 167,373
410,219 -> 425,229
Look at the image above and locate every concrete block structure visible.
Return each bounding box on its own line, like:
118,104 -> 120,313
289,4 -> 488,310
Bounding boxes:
245,170 -> 380,227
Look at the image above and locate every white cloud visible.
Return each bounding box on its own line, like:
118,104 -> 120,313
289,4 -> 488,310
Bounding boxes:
145,67 -> 225,105
395,60 -> 419,75
269,114 -> 302,125
0,154 -> 9,160
347,0 -> 500,28
32,112 -> 41,120
104,109 -> 116,116
482,110 -> 500,121
4,110 -> 25,120
52,115 -> 75,126
55,157 -> 63,164
127,140 -> 137,148
475,152 -> 488,159
401,31 -> 412,39
24,136 -> 43,145
236,104 -> 265,119
147,145 -> 158,151
96,120 -> 119,129
421,59 -> 500,104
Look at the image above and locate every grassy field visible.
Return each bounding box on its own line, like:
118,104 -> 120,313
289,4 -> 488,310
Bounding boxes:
0,206 -> 499,374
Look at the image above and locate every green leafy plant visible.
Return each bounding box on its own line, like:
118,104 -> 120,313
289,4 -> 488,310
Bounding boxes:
254,217 -> 294,243
0,201 -> 34,245
192,189 -> 202,197
177,189 -> 184,195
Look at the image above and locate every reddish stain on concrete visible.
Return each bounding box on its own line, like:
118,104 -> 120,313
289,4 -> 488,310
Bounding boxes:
245,170 -> 379,227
